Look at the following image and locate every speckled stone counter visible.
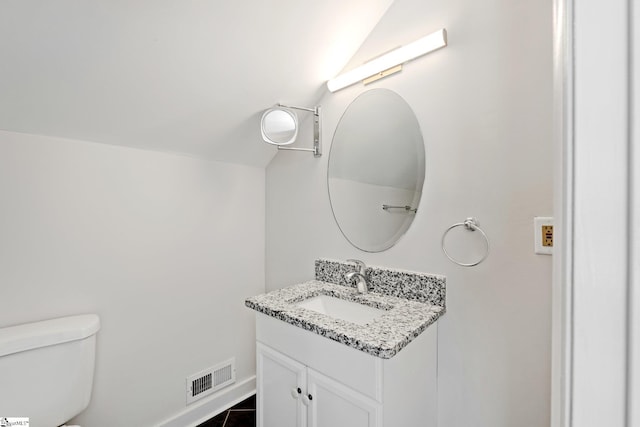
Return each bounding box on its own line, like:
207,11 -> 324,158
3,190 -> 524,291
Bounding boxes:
315,259 -> 446,307
245,261 -> 446,359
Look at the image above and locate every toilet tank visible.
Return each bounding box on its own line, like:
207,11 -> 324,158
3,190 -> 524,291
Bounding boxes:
0,314 -> 100,427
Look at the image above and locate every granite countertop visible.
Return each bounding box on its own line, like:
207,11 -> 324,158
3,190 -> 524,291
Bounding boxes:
245,278 -> 445,359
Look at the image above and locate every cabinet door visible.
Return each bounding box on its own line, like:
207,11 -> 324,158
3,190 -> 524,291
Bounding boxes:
306,368 -> 381,427
257,343 -> 307,427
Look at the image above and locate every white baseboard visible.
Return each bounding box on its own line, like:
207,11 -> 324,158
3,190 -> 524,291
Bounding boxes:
156,375 -> 256,427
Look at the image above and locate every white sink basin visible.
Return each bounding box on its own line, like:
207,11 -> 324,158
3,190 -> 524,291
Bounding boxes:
295,295 -> 386,325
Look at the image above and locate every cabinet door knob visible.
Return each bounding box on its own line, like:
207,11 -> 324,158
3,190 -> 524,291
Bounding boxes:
290,388 -> 301,399
301,394 -> 311,406
308,394 -> 313,401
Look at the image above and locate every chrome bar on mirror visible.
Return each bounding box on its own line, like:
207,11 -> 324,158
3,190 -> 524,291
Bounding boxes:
382,204 -> 417,213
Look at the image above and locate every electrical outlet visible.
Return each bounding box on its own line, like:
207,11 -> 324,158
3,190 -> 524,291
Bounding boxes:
534,217 -> 554,255
542,225 -> 553,247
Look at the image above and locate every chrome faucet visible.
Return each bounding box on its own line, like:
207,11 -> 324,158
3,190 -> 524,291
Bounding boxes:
345,259 -> 369,294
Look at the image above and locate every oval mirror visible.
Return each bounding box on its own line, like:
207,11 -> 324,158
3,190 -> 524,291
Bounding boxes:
261,108 -> 298,145
328,89 -> 425,252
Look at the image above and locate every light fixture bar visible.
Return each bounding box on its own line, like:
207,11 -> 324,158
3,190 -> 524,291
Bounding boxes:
327,28 -> 447,93
362,64 -> 403,85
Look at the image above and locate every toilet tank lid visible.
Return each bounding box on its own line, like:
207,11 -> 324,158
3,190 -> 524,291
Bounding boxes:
0,314 -> 100,358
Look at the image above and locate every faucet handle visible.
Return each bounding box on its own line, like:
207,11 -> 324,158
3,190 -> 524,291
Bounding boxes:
344,271 -> 369,294
346,259 -> 366,274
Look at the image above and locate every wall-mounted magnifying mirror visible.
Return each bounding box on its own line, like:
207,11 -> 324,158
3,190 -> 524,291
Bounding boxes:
261,108 -> 298,146
328,89 -> 425,252
260,104 -> 322,157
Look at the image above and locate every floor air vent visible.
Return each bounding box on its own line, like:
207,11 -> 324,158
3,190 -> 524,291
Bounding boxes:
186,358 -> 236,405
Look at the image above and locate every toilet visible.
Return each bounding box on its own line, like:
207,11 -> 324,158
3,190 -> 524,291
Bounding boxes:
0,314 -> 100,427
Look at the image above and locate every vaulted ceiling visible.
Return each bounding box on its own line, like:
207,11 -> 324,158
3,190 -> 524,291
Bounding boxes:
0,0 -> 393,166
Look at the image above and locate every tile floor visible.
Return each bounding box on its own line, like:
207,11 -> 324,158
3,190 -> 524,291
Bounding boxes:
197,395 -> 256,427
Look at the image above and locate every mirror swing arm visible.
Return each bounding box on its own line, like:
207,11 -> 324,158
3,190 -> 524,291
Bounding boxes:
275,104 -> 322,157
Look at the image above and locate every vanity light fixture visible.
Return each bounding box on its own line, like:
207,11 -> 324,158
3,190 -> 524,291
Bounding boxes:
261,104 -> 322,157
326,28 -> 448,93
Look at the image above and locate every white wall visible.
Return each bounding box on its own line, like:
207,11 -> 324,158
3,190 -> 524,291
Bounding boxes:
0,130 -> 264,426
266,0 -> 553,426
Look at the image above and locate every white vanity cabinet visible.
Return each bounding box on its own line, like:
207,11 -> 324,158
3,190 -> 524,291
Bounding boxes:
257,343 -> 380,427
257,343 -> 307,427
255,313 -> 438,427
306,367 -> 381,427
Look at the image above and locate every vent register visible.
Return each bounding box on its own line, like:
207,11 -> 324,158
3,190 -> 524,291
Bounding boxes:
186,358 -> 236,404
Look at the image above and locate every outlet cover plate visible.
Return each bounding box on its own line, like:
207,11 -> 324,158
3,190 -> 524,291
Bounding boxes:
534,217 -> 554,255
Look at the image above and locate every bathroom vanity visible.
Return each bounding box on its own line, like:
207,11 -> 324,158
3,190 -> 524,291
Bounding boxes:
246,259 -> 445,427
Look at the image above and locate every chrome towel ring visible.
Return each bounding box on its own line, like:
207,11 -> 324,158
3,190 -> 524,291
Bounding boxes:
441,217 -> 490,267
